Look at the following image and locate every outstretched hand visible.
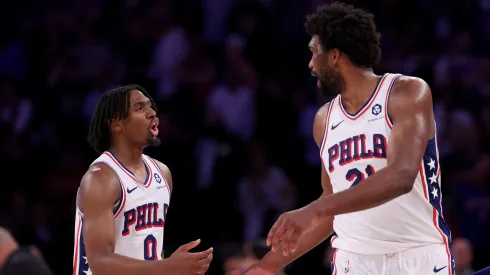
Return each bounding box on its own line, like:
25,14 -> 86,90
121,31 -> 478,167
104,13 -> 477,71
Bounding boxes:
266,204 -> 320,256
166,239 -> 213,275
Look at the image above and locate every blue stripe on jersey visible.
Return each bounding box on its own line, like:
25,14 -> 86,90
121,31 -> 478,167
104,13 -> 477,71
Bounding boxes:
450,248 -> 455,274
421,138 -> 451,242
113,182 -> 123,215
77,221 -> 91,274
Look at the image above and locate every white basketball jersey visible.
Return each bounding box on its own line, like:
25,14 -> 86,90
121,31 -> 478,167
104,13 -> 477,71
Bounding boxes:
73,151 -> 171,275
320,73 -> 451,255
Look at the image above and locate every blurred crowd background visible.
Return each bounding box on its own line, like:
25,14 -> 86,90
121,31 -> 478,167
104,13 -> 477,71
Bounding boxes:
0,0 -> 489,274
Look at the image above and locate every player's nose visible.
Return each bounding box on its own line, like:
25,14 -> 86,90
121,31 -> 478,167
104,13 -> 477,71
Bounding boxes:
308,59 -> 314,71
147,107 -> 156,119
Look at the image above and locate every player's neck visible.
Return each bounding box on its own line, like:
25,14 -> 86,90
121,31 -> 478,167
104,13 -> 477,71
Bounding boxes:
110,145 -> 144,170
340,68 -> 379,113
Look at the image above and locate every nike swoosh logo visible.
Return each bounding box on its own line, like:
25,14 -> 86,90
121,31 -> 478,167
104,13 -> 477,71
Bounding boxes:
127,186 -> 138,193
331,120 -> 345,130
433,265 -> 447,273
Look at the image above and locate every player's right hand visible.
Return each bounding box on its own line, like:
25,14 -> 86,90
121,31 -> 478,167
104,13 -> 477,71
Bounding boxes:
165,239 -> 213,275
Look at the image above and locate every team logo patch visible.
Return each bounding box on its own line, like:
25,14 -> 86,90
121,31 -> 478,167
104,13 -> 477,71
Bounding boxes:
154,173 -> 162,183
372,104 -> 382,116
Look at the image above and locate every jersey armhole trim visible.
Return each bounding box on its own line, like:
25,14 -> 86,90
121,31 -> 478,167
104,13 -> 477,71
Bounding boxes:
319,100 -> 335,158
73,215 -> 83,275
75,188 -> 84,218
384,74 -> 401,129
147,157 -> 172,196
90,161 -> 127,219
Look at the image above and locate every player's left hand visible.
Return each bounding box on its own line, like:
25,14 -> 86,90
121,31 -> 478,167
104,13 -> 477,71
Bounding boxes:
266,204 -> 320,256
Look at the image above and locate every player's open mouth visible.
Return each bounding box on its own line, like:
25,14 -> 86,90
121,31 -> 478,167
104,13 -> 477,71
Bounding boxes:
311,71 -> 321,88
150,119 -> 159,136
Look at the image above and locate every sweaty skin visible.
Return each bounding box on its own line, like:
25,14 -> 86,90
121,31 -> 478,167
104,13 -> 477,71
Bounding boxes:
267,76 -> 436,256
78,161 -> 213,275
77,90 -> 213,275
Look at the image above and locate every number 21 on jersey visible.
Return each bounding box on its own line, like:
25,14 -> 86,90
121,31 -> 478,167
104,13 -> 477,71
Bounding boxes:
346,165 -> 375,187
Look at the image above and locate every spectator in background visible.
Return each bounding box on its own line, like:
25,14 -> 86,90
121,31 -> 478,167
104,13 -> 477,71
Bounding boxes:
207,35 -> 257,142
322,243 -> 334,274
195,35 -> 257,191
147,1 -> 189,100
237,141 -> 296,241
174,40 -> 216,101
452,154 -> 490,270
244,240 -> 287,275
220,240 -> 287,275
451,237 -> 474,275
220,242 -> 257,275
0,26 -> 27,80
441,109 -> 480,187
0,79 -> 33,136
478,104 -> 490,152
0,227 -> 53,275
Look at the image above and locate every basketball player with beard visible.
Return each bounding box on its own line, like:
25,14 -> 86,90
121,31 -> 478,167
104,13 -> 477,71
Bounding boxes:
245,3 -> 453,275
73,85 -> 213,275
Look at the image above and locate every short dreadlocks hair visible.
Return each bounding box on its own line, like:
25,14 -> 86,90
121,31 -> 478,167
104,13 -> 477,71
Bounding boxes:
305,2 -> 381,68
87,84 -> 156,154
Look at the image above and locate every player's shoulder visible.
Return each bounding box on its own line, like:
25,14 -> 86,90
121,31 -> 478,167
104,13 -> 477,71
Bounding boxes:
82,163 -> 118,183
77,163 -> 122,213
79,163 -> 120,199
313,101 -> 332,147
390,75 -> 432,101
315,101 -> 331,119
388,75 -> 433,121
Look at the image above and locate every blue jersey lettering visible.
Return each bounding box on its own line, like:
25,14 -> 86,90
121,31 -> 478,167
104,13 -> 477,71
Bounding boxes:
328,134 -> 387,172
122,202 -> 167,236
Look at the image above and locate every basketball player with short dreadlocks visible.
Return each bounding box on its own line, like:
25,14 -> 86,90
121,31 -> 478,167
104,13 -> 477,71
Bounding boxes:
73,85 -> 213,275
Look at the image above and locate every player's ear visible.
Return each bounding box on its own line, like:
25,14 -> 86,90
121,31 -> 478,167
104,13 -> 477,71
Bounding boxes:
108,119 -> 122,133
331,48 -> 341,66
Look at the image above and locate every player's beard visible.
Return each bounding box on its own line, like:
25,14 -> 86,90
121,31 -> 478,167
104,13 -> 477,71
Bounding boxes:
318,65 -> 344,97
148,136 -> 161,147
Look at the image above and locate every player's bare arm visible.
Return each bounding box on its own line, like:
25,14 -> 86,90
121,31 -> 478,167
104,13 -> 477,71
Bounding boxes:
244,103 -> 335,274
311,76 -> 434,214
268,76 -> 435,253
78,163 -> 212,275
